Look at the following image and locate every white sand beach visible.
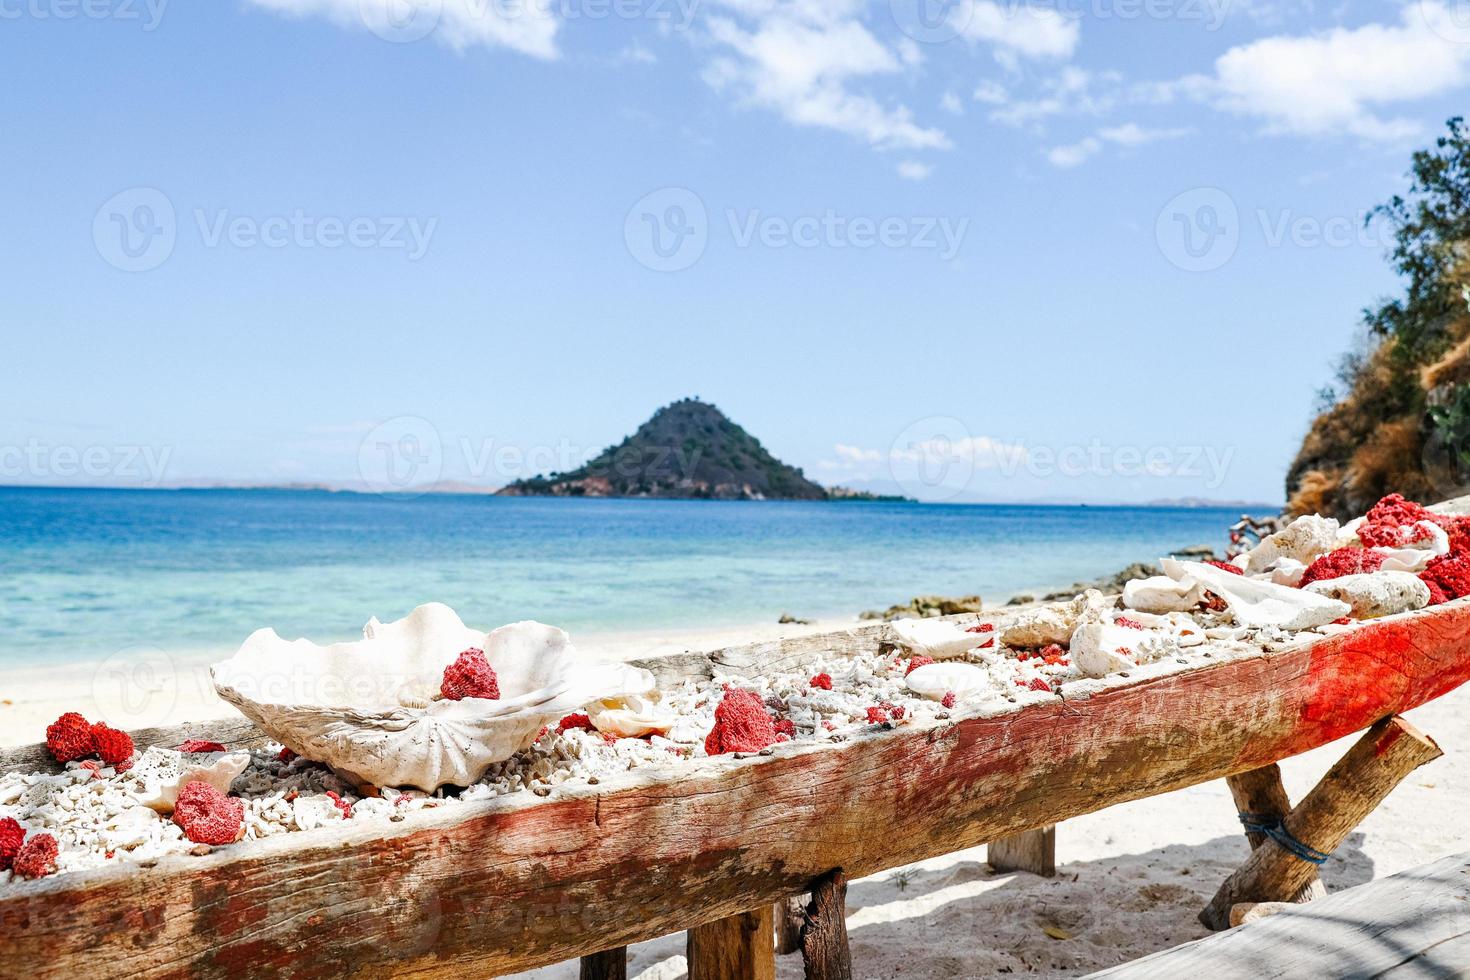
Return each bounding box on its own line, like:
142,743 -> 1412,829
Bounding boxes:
4,618 -> 1466,978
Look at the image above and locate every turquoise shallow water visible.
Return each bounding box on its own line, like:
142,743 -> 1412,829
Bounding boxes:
0,488 -> 1263,665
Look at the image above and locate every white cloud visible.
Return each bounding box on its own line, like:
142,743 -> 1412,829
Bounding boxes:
833,443 -> 883,463
953,0 -> 1080,60
990,67 -> 1121,126
1182,2 -> 1470,140
1047,122 -> 1190,166
972,79 -> 1008,105
704,8 -> 950,150
940,91 -> 964,115
247,0 -> 559,59
1047,136 -> 1101,167
615,41 -> 659,65
897,159 -> 933,180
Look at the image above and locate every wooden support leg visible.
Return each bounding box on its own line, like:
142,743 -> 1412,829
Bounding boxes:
579,947 -> 627,980
1200,716 -> 1441,930
799,869 -> 852,980
1225,764 -> 1325,904
687,907 -> 775,980
988,826 -> 1057,877
774,895 -> 806,955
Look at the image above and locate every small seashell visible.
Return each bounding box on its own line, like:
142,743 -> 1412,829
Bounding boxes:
905,662 -> 990,701
888,618 -> 981,660
587,693 -> 675,738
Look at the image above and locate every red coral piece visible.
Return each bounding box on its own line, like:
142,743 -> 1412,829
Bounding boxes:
440,647 -> 500,701
277,747 -> 297,763
941,691 -> 957,709
91,724 -> 134,766
326,790 -> 354,819
1205,560 -> 1244,575
904,655 -> 936,675
0,817 -> 23,872
12,833 -> 58,879
1421,552 -> 1470,604
1300,547 -> 1387,586
1115,617 -> 1145,630
1027,678 -> 1052,693
864,706 -> 889,724
809,673 -> 833,691
45,712 -> 95,763
774,719 -> 797,738
966,623 -> 995,633
177,739 -> 227,754
704,689 -> 778,755
172,781 -> 244,845
1041,645 -> 1068,666
557,712 -> 594,733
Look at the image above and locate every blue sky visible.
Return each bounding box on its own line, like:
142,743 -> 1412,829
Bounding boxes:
3,0 -> 1467,504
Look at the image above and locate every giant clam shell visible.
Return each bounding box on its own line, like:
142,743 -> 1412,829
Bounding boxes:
211,602 -> 655,791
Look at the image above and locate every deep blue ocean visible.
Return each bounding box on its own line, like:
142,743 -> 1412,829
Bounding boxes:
0,488 -> 1263,665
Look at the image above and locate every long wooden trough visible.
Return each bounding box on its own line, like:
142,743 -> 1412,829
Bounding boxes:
4,601 -> 1470,978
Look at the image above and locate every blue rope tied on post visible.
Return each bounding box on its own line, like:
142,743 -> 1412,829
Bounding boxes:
1237,812 -> 1331,865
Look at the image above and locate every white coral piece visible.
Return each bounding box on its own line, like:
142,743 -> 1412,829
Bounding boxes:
1122,576 -> 1203,614
1303,571 -> 1430,619
1000,590 -> 1109,648
1162,559 -> 1350,630
211,603 -> 655,791
1246,515 -> 1340,572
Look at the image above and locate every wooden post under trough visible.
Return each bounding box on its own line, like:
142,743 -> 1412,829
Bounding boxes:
579,947 -> 627,980
774,896 -> 806,955
687,907 -> 775,980
989,826 -> 1057,877
800,870 -> 852,980
1201,715 -> 1442,930
1224,765 -> 1325,903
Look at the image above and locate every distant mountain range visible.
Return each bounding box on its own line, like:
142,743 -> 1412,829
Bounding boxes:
499,398 -> 884,501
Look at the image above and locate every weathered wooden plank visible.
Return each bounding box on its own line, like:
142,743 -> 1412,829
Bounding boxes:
578,947 -> 627,980
988,826 -> 1056,877
1201,715 -> 1443,930
1089,851 -> 1470,978
773,896 -> 805,955
1224,765 -> 1323,903
2,602 -> 1469,978
686,907 -> 774,980
799,870 -> 851,980
0,718 -> 269,777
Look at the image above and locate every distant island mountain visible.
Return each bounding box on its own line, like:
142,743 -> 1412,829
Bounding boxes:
499,398 -> 892,501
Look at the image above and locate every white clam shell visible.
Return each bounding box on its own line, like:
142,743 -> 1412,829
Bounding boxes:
1162,559 -> 1350,630
905,662 -> 990,701
1372,521 -> 1450,573
211,602 -> 655,791
587,693 -> 675,738
889,618 -> 980,659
